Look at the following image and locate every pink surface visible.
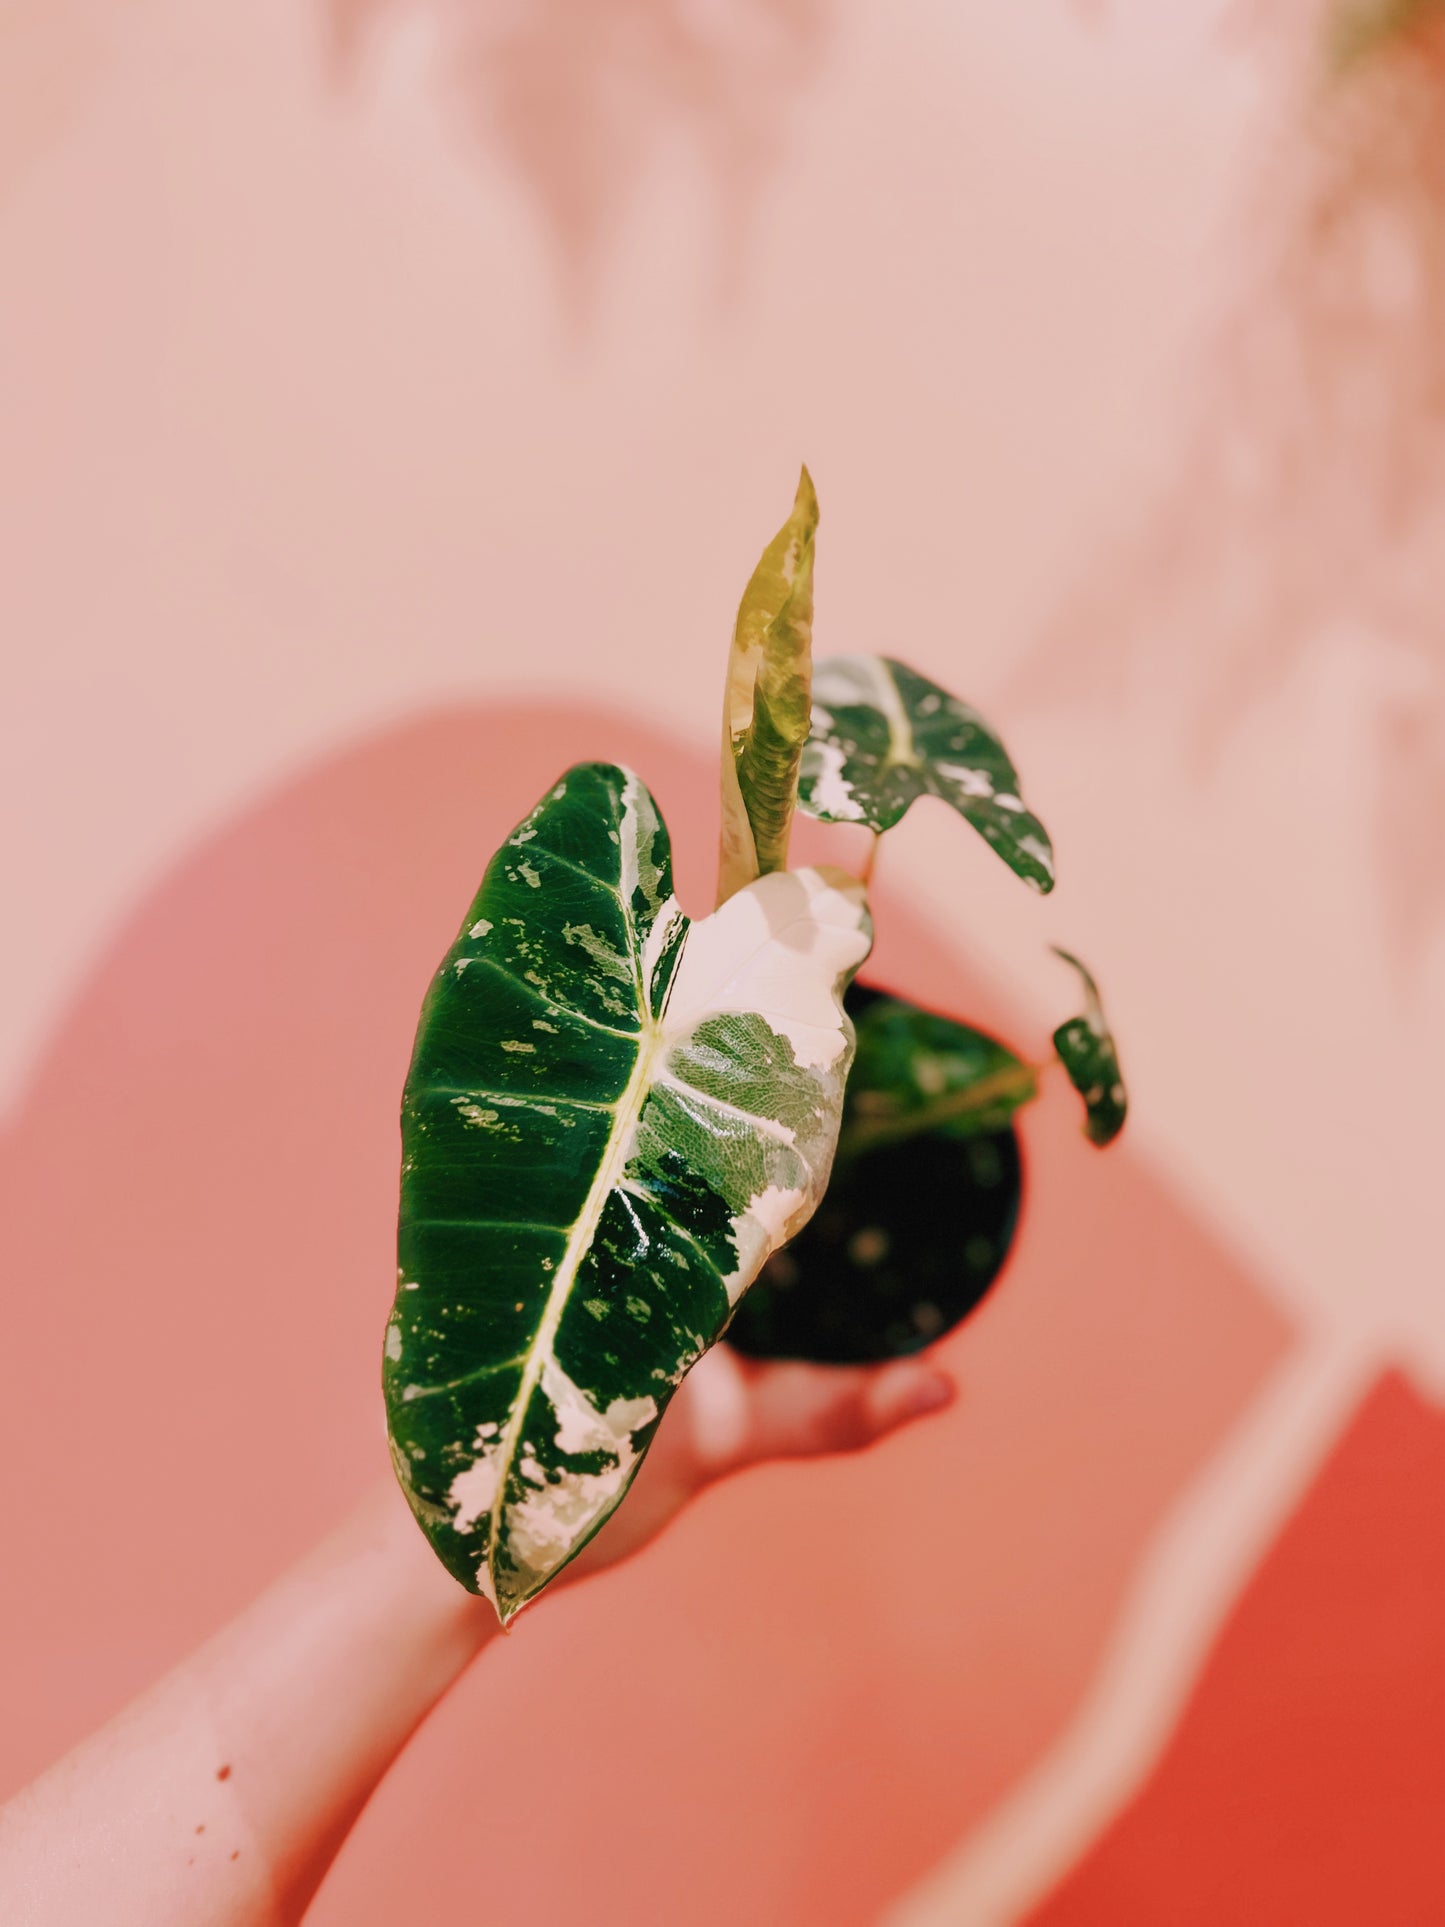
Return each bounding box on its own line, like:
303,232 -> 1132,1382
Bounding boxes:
0,706 -> 1287,1922
1031,1370 -> 1445,1926
5,2 -> 1444,1914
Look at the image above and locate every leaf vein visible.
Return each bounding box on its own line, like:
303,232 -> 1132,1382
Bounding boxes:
472,955 -> 639,1038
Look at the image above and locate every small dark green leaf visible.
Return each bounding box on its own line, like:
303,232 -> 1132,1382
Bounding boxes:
386,762 -> 872,1620
1051,948 -> 1127,1146
798,656 -> 1056,894
1330,0 -> 1438,71
728,987 -> 1025,1364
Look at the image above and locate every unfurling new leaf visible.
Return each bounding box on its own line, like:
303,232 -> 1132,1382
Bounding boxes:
1051,948 -> 1128,1146
386,763 -> 871,1622
717,468 -> 819,904
799,656 -> 1056,894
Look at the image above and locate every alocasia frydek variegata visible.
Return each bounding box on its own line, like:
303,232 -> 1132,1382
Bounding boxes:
384,471 -> 1127,1619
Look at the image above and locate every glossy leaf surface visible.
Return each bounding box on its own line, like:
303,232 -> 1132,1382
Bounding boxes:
729,987 -> 1024,1363
798,655 -> 1056,894
717,468 -> 818,902
1052,947 -> 1128,1146
386,762 -> 870,1619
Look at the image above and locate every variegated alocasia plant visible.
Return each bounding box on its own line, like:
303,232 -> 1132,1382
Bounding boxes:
1051,948 -> 1128,1148
385,469 -> 1126,1619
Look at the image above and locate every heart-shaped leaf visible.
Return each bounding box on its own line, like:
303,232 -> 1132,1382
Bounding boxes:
798,656 -> 1056,894
728,987 -> 1025,1363
385,762 -> 871,1620
1051,948 -> 1127,1146
717,468 -> 818,903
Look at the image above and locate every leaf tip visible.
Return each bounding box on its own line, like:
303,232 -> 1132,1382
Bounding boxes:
795,462 -> 819,529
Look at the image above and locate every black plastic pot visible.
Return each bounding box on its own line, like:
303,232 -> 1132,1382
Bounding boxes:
725,983 -> 1024,1365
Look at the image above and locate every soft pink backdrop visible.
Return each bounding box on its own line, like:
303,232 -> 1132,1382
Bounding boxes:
3,2 -> 1442,1919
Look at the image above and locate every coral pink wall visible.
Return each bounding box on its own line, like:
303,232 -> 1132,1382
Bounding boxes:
3,2 -> 1441,1919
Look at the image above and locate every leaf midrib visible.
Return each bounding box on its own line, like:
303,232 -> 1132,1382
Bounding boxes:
871,658 -> 919,775
481,1009 -> 667,1608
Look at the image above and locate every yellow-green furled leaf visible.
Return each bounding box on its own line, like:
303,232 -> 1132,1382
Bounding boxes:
716,467 -> 819,904
1052,948 -> 1127,1147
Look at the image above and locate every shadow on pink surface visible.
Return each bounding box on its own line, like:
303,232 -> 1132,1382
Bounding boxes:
1014,0 -> 1445,963
0,705 -> 1287,1923
324,0 -> 836,308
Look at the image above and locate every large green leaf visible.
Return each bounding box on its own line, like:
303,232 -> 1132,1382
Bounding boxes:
798,656 -> 1056,894
385,762 -> 871,1621
717,468 -> 818,903
728,987 -> 1025,1363
1051,948 -> 1127,1146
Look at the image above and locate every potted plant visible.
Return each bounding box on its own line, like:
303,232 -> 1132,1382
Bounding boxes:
384,473 -> 1126,1622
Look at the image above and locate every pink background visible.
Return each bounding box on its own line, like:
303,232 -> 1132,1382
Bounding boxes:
3,2 -> 1442,1919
